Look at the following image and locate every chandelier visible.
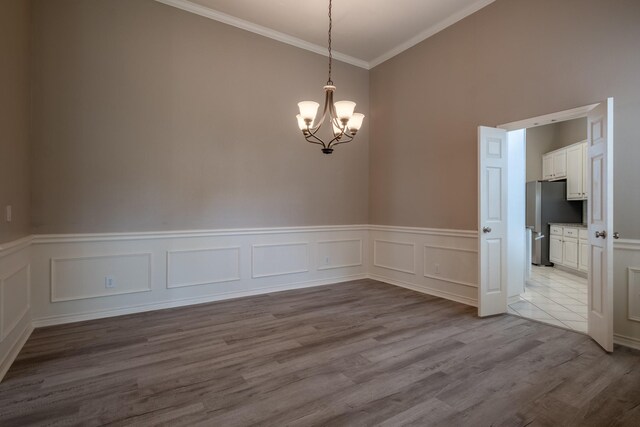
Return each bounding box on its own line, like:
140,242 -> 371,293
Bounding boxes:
295,0 -> 365,154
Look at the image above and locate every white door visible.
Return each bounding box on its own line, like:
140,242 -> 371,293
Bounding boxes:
478,126 -> 508,317
587,99 -> 614,352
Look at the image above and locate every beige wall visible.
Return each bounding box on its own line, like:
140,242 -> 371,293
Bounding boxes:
30,0 -> 370,234
370,0 -> 640,239
526,118 -> 587,182
0,0 -> 31,244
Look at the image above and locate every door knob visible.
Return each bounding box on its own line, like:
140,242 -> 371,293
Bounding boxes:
482,227 -> 492,233
595,230 -> 607,239
613,232 -> 620,239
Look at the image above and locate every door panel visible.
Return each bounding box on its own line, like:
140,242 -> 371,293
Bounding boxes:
587,99 -> 614,352
478,127 -> 508,317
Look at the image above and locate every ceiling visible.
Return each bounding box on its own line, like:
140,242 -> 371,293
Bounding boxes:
155,0 -> 495,69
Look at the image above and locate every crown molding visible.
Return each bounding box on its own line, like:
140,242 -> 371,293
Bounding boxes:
154,0 -> 370,69
368,0 -> 496,68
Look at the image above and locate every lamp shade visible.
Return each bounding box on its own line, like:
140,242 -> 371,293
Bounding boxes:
298,101 -> 319,121
334,101 -> 356,120
347,113 -> 365,132
296,114 -> 310,130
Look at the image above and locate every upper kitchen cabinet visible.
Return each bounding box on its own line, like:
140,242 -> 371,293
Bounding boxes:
566,141 -> 588,200
542,148 -> 567,181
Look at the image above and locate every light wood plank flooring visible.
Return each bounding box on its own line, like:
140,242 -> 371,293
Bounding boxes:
1,279 -> 639,426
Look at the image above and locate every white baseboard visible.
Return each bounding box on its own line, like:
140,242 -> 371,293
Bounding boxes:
0,323 -> 33,382
614,333 -> 640,351
369,273 -> 478,307
33,273 -> 366,327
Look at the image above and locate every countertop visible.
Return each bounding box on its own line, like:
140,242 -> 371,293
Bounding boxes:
548,223 -> 587,228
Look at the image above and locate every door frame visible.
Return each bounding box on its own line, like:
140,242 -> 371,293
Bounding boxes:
479,100 -> 614,350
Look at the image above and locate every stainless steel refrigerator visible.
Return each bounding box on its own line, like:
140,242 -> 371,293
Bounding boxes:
526,181 -> 583,266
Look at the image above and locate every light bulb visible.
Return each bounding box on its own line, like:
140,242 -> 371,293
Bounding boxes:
347,113 -> 365,134
334,101 -> 356,120
298,101 -> 319,121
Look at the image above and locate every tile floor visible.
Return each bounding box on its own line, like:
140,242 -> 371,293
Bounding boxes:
508,265 -> 587,333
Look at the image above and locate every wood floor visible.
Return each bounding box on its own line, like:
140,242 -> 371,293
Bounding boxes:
1,279 -> 639,426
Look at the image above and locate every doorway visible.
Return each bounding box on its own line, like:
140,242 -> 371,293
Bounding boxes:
477,100 -> 615,352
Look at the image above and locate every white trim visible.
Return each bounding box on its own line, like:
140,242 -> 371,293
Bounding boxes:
32,225 -> 369,244
32,273 -> 367,327
373,240 -> 416,274
166,247 -> 242,289
423,243 -> 478,254
0,235 -> 32,258
50,253 -> 153,302
370,225 -> 477,238
369,0 -> 496,68
1,264 -> 31,341
498,103 -> 600,131
369,273 -> 477,307
614,333 -> 640,351
251,242 -> 310,278
153,0 -> 369,69
0,323 -> 32,382
422,274 -> 478,289
316,239 -> 363,271
614,239 -> 640,251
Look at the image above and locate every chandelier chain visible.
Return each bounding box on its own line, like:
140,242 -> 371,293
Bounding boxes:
327,0 -> 333,85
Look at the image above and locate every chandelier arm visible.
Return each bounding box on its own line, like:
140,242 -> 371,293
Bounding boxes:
304,131 -> 328,148
328,133 -> 354,148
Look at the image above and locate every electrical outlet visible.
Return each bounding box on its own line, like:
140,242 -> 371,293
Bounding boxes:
5,205 -> 11,222
104,276 -> 116,289
434,263 -> 440,274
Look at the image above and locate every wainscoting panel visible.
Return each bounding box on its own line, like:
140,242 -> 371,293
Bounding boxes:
167,247 -> 241,288
51,253 -> 152,302
317,239 -> 362,271
370,226 -> 478,306
252,243 -> 309,278
0,237 -> 33,381
613,239 -> 640,349
373,240 -> 415,274
29,226 -> 369,327
1,265 -> 30,340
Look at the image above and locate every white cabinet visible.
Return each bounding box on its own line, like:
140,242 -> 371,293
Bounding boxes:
550,235 -> 564,264
566,141 -> 588,200
542,148 -> 568,181
582,143 -> 588,199
563,237 -> 579,269
543,154 -> 554,180
549,225 -> 588,272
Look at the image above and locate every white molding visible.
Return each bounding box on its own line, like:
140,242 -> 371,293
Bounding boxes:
614,333 -> 640,351
166,247 -> 241,289
251,242 -> 310,279
423,243 -> 478,253
32,273 -> 367,328
422,273 -> 478,289
615,239 -> 640,251
370,225 -> 477,238
0,323 -> 33,382
628,267 -> 640,323
368,0 -> 496,68
498,103 -> 600,131
1,264 -> 31,341
373,240 -> 416,274
369,273 -> 477,307
153,0 -> 369,69
317,239 -> 363,271
50,253 -> 153,302
32,225 -> 369,244
0,235 -> 32,259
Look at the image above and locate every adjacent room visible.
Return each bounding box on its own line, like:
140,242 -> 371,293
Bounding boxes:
1,0 -> 640,425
